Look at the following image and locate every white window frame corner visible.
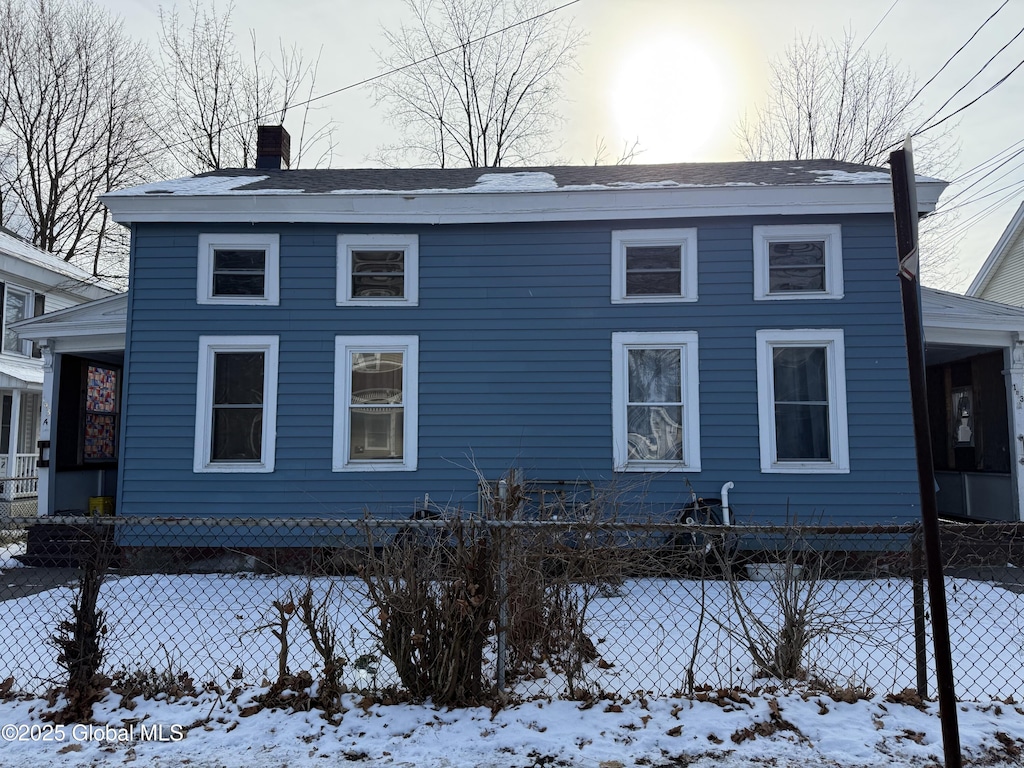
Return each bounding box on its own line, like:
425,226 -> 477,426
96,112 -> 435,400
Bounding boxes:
336,234 -> 419,307
611,228 -> 698,304
197,233 -> 280,306
756,328 -> 849,474
333,335 -> 419,472
611,331 -> 701,473
752,224 -> 843,301
194,335 -> 279,473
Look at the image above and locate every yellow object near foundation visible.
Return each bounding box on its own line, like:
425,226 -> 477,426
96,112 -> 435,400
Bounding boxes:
88,496 -> 114,516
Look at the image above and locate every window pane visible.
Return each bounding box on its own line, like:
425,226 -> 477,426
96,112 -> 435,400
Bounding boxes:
774,404 -> 830,460
213,273 -> 266,296
627,405 -> 682,461
4,290 -> 28,353
84,413 -> 118,461
351,352 -> 403,404
349,407 -> 404,460
768,242 -> 825,292
352,250 -> 405,297
625,245 -> 681,295
773,347 -> 827,402
87,366 -> 118,413
212,408 -> 263,461
214,249 -> 265,271
212,249 -> 266,296
214,353 -> 264,405
628,348 -> 681,403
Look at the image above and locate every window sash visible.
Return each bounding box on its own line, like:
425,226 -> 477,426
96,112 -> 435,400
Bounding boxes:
195,336 -> 278,472
756,330 -> 848,473
611,229 -> 698,304
211,249 -> 267,297
612,332 -> 700,472
334,336 -> 418,471
3,288 -> 30,354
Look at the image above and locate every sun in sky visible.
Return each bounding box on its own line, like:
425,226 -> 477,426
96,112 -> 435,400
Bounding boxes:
609,31 -> 730,163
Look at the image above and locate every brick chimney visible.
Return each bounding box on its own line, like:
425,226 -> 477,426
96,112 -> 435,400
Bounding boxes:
256,125 -> 291,170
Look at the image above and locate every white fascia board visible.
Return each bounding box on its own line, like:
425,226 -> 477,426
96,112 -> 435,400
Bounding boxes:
49,333 -> 126,354
966,201 -> 1024,296
0,253 -> 116,301
924,325 -> 1016,348
102,181 -> 947,225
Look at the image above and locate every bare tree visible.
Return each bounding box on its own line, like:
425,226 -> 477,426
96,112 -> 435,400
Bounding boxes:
373,0 -> 583,168
154,0 -> 335,174
737,33 -> 961,287
0,0 -> 156,278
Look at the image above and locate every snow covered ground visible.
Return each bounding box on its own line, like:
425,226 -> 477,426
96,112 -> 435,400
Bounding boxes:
0,568 -> 1022,766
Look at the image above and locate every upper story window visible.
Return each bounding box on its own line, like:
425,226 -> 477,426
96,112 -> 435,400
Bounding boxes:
612,331 -> 701,472
1,284 -> 43,356
753,224 -> 843,300
197,234 -> 280,306
611,228 -> 698,304
337,234 -> 419,306
756,329 -> 849,473
334,335 -> 419,472
194,335 -> 279,473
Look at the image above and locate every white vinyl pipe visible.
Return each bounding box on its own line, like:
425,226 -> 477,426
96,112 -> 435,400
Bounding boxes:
720,481 -> 735,526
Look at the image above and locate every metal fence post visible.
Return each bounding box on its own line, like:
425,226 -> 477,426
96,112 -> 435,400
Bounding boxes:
911,525 -> 929,699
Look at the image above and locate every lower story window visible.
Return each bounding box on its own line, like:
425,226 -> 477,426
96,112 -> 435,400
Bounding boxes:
612,331 -> 701,472
334,336 -> 418,472
194,336 -> 279,472
756,329 -> 849,473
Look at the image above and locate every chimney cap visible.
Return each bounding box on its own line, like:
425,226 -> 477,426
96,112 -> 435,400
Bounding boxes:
256,125 -> 291,170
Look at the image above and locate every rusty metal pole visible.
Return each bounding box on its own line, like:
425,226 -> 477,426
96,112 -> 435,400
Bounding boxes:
890,140 -> 961,768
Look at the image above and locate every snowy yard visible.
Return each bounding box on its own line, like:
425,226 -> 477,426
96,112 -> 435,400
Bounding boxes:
1,567 -> 1023,766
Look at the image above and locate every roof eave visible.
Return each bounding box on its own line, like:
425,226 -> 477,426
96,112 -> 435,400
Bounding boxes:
101,181 -> 947,225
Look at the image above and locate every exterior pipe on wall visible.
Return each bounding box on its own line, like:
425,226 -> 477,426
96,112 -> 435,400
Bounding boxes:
720,482 -> 734,526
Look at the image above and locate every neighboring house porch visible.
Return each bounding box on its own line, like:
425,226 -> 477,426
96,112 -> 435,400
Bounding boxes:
0,357 -> 43,512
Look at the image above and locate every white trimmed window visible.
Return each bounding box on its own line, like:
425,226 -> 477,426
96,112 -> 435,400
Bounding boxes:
334,335 -> 418,471
612,331 -> 701,472
753,224 -> 843,300
337,234 -> 419,306
756,329 -> 849,473
197,234 -> 280,305
611,228 -> 698,303
194,336 -> 279,473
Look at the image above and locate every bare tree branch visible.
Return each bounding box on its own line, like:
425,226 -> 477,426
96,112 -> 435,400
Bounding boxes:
373,0 -> 582,168
737,32 -> 962,288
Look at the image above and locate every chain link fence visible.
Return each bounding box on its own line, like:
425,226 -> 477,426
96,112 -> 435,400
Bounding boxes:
0,513 -> 1022,714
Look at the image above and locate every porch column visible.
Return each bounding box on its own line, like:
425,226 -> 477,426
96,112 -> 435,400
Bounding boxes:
6,387 -> 20,503
37,345 -> 55,516
1007,336 -> 1024,522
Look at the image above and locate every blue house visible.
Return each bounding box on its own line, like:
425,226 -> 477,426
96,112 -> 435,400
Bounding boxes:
28,133 -> 1008,528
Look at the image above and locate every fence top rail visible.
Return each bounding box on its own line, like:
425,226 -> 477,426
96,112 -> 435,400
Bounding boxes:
0,515 -> 946,536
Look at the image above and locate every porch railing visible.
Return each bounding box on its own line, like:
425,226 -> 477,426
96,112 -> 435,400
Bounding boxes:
0,453 -> 39,499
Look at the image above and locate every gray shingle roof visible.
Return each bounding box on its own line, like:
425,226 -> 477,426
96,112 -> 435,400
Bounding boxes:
187,159 -> 897,193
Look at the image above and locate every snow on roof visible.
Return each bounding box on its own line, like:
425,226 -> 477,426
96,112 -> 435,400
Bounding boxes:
105,159 -> 932,198
0,229 -> 120,296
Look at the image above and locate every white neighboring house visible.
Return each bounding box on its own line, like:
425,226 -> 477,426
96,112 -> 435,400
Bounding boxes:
0,226 -> 118,515
967,201 -> 1024,305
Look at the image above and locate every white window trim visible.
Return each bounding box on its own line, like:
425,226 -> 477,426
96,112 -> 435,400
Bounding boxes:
337,234 -> 419,306
611,228 -> 698,304
334,335 -> 419,472
3,285 -> 34,356
197,233 -> 280,306
612,331 -> 701,472
194,335 -> 279,473
756,329 -> 849,474
753,224 -> 843,300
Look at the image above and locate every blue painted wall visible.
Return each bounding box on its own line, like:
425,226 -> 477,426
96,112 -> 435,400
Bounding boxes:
119,216 -> 920,524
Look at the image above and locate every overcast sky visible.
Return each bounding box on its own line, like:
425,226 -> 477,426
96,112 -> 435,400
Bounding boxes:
108,0 -> 1024,290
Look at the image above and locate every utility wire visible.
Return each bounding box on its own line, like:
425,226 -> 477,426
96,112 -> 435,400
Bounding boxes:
913,23 -> 1024,134
906,0 -> 1009,106
153,0 -> 583,161
914,55 -> 1024,138
851,0 -> 902,60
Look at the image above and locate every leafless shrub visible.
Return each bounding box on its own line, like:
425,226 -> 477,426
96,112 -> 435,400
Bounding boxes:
296,585 -> 347,715
110,647 -> 196,708
359,512 -> 493,706
49,524 -> 115,723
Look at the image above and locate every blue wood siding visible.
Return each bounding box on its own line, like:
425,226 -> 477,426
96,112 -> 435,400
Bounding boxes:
119,216 -> 920,524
